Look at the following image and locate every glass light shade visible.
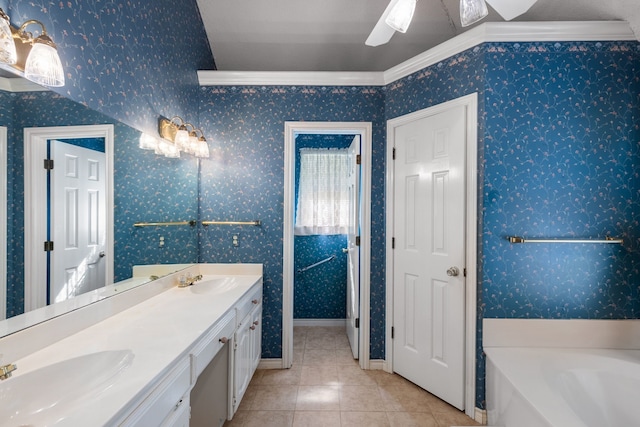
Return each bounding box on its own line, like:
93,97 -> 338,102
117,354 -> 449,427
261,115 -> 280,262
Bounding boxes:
385,0 -> 417,33
174,127 -> 189,150
196,139 -> 210,158
460,0 -> 488,27
0,9 -> 16,64
139,133 -> 158,150
24,38 -> 65,87
164,143 -> 180,158
188,134 -> 199,154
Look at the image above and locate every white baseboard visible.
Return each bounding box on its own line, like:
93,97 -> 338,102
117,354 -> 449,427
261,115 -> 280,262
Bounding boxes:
257,359 -> 283,369
475,407 -> 487,424
368,359 -> 386,371
293,319 -> 346,327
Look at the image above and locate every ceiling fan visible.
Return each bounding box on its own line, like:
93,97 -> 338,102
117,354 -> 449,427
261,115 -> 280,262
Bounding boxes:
365,0 -> 539,47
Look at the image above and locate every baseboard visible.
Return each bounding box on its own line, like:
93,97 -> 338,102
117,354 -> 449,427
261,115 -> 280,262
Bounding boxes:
257,358 -> 283,369
475,407 -> 487,424
293,319 -> 346,327
368,359 -> 386,371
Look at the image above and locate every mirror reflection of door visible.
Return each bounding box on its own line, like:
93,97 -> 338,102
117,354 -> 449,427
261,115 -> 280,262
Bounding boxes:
49,139 -> 106,304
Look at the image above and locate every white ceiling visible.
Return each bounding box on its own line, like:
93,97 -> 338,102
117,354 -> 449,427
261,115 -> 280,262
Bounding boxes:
196,0 -> 640,72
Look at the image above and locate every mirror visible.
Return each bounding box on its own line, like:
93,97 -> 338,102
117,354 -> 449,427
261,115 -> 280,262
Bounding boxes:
0,74 -> 199,335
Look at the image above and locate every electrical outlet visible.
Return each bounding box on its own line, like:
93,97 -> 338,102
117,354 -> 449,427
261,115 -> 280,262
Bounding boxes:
159,236 -> 165,248
232,235 -> 239,247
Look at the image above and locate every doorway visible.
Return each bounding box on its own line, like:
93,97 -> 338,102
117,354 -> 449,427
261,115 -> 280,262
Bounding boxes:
385,93 -> 478,418
283,122 -> 372,370
24,125 -> 114,312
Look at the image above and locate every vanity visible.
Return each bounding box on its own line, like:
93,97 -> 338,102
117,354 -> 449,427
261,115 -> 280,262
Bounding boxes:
0,263 -> 263,427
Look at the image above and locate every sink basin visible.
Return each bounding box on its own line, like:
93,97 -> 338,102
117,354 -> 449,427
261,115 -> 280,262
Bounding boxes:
189,277 -> 237,295
0,349 -> 134,426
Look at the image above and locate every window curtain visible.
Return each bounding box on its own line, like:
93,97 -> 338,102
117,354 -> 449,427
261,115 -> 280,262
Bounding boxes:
295,148 -> 349,235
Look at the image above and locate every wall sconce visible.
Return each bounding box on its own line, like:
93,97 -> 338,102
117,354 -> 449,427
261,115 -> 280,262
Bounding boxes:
0,8 -> 65,87
158,116 -> 210,158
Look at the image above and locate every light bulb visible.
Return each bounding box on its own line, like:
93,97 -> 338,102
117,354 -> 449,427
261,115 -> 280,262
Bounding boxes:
25,36 -> 65,87
139,133 -> 158,150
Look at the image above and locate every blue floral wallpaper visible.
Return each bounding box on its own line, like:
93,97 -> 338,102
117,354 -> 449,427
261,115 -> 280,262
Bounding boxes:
0,90 -> 198,317
293,134 -> 354,320
198,86 -> 387,358
4,0 -> 214,137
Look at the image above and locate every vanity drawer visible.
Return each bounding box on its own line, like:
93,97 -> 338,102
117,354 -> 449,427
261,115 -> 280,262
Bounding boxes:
236,284 -> 262,326
191,309 -> 236,381
123,357 -> 190,427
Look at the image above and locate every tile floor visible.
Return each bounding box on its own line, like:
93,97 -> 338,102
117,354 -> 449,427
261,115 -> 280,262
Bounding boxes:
224,326 -> 481,427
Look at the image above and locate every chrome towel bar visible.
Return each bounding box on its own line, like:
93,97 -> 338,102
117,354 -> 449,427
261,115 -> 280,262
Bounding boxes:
134,220 -> 196,227
201,220 -> 261,226
297,255 -> 336,274
508,236 -> 623,244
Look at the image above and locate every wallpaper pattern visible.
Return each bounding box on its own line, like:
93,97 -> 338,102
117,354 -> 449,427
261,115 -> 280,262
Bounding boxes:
198,86 -> 387,358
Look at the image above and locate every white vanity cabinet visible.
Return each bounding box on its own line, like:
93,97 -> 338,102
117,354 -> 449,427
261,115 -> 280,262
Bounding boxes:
232,284 -> 263,414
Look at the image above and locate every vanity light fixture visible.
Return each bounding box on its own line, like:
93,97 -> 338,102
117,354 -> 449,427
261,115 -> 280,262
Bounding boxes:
385,0 -> 417,33
157,116 -> 210,158
460,0 -> 489,27
0,8 -> 65,87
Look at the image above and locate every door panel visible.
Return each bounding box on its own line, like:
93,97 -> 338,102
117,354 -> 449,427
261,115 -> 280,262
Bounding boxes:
393,104 -> 466,410
346,135 -> 361,359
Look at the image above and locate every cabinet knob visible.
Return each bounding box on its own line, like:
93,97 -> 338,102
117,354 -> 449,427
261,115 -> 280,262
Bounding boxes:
219,336 -> 228,344
252,299 -> 259,304
250,325 -> 256,331
253,320 -> 259,325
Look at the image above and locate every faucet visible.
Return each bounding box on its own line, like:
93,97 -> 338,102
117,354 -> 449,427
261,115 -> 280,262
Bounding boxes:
0,355 -> 16,380
178,273 -> 203,288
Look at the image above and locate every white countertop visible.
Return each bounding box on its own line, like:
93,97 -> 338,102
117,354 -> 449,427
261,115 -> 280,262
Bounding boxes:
2,266 -> 262,426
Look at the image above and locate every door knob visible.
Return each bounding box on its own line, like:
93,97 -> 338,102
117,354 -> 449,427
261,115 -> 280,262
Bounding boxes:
99,251 -> 105,258
447,267 -> 460,277
342,248 -> 349,253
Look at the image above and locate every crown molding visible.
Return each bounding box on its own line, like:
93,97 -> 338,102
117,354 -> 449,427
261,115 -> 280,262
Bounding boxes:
198,21 -> 637,87
197,70 -> 384,87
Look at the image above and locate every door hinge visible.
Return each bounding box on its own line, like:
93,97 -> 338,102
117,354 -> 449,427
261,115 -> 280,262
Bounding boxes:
464,268 -> 467,277
356,154 -> 361,165
392,237 -> 395,249
392,147 -> 396,160
43,159 -> 54,170
43,241 -> 54,252
355,318 -> 359,329
391,326 -> 394,339
355,236 -> 360,246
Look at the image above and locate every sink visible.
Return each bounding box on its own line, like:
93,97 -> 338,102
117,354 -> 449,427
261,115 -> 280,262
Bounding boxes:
189,277 -> 237,295
0,349 -> 134,426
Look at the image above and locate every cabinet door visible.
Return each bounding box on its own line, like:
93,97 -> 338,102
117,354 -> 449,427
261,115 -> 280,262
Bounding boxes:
249,304 -> 262,372
233,316 -> 252,412
160,395 -> 190,427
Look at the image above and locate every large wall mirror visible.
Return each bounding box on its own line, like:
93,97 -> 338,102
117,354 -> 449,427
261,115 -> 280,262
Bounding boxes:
0,72 -> 199,335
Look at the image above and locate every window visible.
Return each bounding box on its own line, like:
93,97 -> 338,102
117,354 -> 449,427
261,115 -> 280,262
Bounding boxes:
295,148 -> 349,235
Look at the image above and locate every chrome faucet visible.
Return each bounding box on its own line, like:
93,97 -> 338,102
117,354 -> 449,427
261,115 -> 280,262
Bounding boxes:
178,273 -> 203,288
0,359 -> 16,380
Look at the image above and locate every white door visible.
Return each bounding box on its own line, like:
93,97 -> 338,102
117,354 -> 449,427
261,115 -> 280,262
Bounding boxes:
392,105 -> 466,409
50,140 -> 106,303
346,135 -> 361,359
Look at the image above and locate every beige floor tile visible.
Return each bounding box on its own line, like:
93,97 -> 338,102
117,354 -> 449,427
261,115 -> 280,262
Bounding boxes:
242,410 -> 295,427
258,366 -> 302,385
293,348 -> 305,365
251,385 -> 298,410
387,411 -> 439,427
292,411 -> 341,427
432,407 -> 481,426
335,348 -> 358,365
296,385 -> 340,411
307,326 -> 343,338
236,384 -> 258,411
336,364 -> 377,386
366,370 -> 412,387
303,348 -> 337,366
335,333 -> 350,348
306,334 -> 337,349
223,409 -> 248,426
339,385 -> 385,411
378,381 -> 437,413
294,326 -> 310,338
340,411 -> 390,427
300,365 -> 340,386
294,335 -> 307,350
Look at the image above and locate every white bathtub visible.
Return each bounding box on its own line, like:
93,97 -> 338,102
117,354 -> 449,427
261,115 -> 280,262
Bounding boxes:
485,347 -> 640,427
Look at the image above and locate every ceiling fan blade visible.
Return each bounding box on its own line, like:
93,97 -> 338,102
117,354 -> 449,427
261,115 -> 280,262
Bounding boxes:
365,0 -> 401,47
486,0 -> 538,21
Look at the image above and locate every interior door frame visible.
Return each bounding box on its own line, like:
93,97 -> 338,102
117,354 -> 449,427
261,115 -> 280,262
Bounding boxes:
24,124 -> 114,312
283,121 -> 372,370
385,93 -> 478,417
0,127 -> 6,320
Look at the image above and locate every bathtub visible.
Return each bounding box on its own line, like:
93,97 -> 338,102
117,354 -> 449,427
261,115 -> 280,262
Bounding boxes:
485,347 -> 640,427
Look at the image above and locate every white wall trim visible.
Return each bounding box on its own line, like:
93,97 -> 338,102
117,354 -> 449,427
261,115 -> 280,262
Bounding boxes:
284,121 -> 372,371
0,76 -> 48,92
0,127 -> 6,320
24,125 -> 115,312
293,319 -> 346,327
257,358 -> 284,370
368,359 -> 386,371
198,21 -> 636,87
385,93 -> 478,418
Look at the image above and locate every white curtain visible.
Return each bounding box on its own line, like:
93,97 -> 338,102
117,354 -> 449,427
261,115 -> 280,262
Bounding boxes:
295,148 -> 349,235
